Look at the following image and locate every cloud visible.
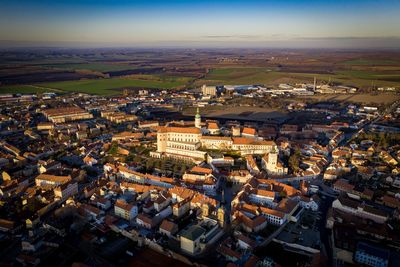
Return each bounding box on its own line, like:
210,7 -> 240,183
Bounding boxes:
202,34 -> 262,39
294,36 -> 400,41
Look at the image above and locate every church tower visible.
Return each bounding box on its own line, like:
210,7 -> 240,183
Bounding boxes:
195,107 -> 201,128
217,206 -> 226,227
268,147 -> 278,167
202,203 -> 209,218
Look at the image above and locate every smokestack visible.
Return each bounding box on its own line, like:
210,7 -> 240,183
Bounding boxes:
313,77 -> 316,91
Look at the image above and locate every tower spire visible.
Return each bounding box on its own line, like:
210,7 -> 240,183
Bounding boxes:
195,107 -> 201,128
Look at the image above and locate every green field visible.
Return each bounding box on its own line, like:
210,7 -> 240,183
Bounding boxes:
199,68 -> 325,85
38,76 -> 191,95
342,59 -> 400,65
201,67 -> 276,84
0,85 -> 59,94
42,63 -> 136,72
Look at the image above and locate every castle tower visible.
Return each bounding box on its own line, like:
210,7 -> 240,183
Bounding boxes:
195,107 -> 201,128
157,131 -> 167,153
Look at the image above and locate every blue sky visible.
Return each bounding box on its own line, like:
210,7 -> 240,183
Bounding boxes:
1,0 -> 400,48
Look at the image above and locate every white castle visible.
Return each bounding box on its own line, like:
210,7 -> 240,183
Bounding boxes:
150,109 -> 282,174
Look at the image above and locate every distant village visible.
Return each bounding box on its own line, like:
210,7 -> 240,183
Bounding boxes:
0,83 -> 400,267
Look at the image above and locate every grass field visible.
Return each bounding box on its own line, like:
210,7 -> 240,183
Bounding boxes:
0,85 -> 60,94
38,76 -> 191,95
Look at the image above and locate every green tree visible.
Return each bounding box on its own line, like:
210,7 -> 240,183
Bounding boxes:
146,158 -> 155,171
289,148 -> 301,174
108,141 -> 119,155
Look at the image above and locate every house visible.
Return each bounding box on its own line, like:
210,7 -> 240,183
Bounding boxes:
218,244 -> 242,262
111,132 -> 143,141
242,127 -> 257,138
91,195 -> 112,210
226,170 -> 252,185
172,199 -> 191,218
180,225 -> 206,254
114,199 -> 138,221
354,242 -> 389,267
159,219 -> 178,237
249,189 -> 275,205
35,174 -> 71,187
54,182 -> 78,201
333,179 -> 354,193
237,234 -> 257,250
246,155 -> 260,175
25,216 -> 40,229
76,131 -> 87,140
207,122 -> 220,135
79,203 -> 104,221
380,151 -> 398,166
136,213 -> 155,229
324,168 -> 339,180
118,166 -> 146,184
237,212 -> 268,233
154,191 -> 171,212
259,206 -> 286,225
83,183 -> 97,198
298,195 -> 320,211
83,155 -> 97,166
0,219 -> 22,233
332,196 -> 388,224
381,195 -> 400,209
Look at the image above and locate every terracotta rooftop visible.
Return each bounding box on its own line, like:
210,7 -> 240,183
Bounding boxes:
113,132 -> 143,138
115,199 -> 135,211
253,189 -> 275,198
201,136 -> 232,141
43,107 -> 87,116
36,174 -> 71,184
157,126 -> 201,134
159,219 -> 177,233
190,166 -> 213,175
334,179 -> 355,191
242,127 -> 256,135
207,122 -> 219,130
259,206 -> 285,219
232,137 -> 276,146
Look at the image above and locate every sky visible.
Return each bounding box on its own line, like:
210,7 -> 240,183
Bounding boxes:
0,0 -> 400,48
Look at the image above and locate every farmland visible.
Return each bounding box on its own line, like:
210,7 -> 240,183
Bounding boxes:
37,76 -> 192,95
1,48 -> 400,95
196,67 -> 400,88
342,58 -> 400,65
42,63 -> 136,72
296,93 -> 400,105
0,85 -> 60,94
